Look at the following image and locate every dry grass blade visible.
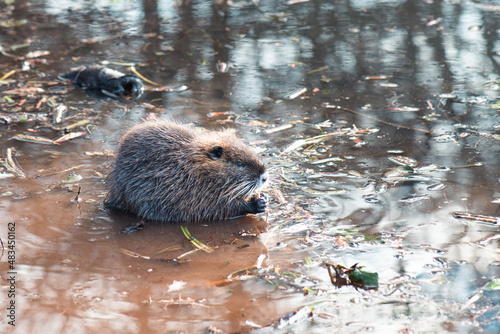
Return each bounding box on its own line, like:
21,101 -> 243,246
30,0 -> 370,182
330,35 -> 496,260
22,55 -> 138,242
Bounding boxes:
129,66 -> 162,86
180,226 -> 214,253
0,69 -> 16,81
176,248 -> 205,259
118,248 -> 151,259
227,265 -> 257,279
4,148 -> 26,178
156,245 -> 183,255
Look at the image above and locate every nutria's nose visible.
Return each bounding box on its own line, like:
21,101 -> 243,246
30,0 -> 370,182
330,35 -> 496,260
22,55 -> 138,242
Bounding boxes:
260,171 -> 268,185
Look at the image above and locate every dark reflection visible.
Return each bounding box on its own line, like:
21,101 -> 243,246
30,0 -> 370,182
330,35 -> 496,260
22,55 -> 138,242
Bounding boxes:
104,212 -> 270,279
60,65 -> 144,100
142,0 -> 160,36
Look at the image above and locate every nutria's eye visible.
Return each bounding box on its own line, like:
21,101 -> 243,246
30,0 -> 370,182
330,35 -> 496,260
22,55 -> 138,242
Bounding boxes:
236,160 -> 244,167
208,146 -> 224,160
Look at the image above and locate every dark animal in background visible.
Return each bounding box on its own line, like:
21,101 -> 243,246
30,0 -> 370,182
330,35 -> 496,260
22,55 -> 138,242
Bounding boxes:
60,65 -> 144,100
105,120 -> 268,223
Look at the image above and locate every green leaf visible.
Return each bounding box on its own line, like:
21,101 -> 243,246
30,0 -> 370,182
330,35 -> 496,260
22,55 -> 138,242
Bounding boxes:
484,278 -> 500,290
349,268 -> 379,288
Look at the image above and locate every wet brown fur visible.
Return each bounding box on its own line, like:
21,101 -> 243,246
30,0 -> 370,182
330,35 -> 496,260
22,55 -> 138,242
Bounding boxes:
105,120 -> 267,222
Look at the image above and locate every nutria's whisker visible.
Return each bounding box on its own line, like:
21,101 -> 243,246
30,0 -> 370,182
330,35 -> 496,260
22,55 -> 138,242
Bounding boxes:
227,181 -> 255,202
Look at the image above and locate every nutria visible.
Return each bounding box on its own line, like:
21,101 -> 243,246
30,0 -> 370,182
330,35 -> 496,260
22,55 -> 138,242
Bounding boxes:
105,120 -> 268,223
60,65 -> 144,100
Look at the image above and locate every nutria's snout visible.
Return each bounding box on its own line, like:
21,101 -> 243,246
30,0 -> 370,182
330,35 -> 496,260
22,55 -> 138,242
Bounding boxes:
258,171 -> 269,189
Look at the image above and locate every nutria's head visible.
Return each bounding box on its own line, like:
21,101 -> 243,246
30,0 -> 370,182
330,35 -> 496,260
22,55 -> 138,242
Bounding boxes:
193,130 -> 268,201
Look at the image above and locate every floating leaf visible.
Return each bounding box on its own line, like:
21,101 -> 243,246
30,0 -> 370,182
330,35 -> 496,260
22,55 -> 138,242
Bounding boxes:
489,101 -> 500,109
484,81 -> 500,90
350,268 -> 379,289
0,19 -> 27,28
62,172 -> 83,183
484,279 -> 500,290
325,262 -> 378,290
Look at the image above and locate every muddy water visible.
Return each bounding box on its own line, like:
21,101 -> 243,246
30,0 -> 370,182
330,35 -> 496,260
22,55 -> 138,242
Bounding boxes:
1,0 -> 500,333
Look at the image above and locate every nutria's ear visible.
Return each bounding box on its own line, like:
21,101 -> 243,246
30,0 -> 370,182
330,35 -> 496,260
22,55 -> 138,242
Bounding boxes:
208,146 -> 224,160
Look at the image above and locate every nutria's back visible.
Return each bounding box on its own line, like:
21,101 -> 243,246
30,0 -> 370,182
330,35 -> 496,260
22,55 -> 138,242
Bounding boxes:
105,120 -> 268,222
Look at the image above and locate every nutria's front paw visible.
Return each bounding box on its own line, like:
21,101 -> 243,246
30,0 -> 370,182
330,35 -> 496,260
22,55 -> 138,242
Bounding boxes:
252,193 -> 267,214
247,194 -> 267,214
237,193 -> 267,216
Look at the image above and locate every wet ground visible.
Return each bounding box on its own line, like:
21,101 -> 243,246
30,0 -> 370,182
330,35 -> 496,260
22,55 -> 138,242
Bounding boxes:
1,0 -> 500,333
